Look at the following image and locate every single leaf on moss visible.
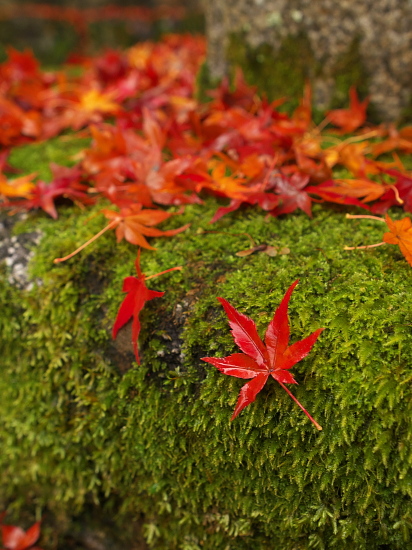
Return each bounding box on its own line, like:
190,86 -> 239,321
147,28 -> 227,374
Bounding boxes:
54,204 -> 190,263
345,213 -> 412,267
383,215 -> 412,266
112,250 -> 182,364
202,280 -> 324,429
101,204 -> 190,250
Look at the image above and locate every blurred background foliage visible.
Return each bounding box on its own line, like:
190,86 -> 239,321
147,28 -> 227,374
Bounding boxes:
0,0 -> 204,65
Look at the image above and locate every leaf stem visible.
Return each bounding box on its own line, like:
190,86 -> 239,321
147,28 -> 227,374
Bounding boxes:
344,242 -> 386,251
311,116 -> 331,138
145,266 -> 182,280
387,184 -> 404,205
336,130 -> 380,148
277,380 -> 322,431
345,213 -> 386,222
53,219 -> 119,263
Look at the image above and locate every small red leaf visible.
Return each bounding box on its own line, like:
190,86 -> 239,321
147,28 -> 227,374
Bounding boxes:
112,251 -> 181,364
2,525 -> 26,549
327,87 -> 369,133
15,523 -> 41,550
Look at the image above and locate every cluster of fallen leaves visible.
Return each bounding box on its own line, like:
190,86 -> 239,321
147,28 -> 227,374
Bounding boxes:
2,38 -> 412,231
1,34 -> 412,429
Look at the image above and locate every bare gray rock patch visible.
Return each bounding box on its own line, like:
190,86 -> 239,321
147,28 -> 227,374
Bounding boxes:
0,213 -> 43,290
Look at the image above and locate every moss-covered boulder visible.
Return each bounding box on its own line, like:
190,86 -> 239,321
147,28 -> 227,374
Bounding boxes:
1,139 -> 412,549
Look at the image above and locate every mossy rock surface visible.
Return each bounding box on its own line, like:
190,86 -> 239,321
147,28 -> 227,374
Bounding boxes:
226,32 -> 372,122
1,138 -> 412,549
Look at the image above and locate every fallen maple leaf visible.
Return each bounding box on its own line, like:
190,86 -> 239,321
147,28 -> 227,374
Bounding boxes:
7,165 -> 92,219
0,173 -> 37,198
54,204 -> 190,262
308,178 -> 388,204
327,87 -> 369,133
77,89 -> 120,115
0,519 -> 42,550
344,213 -> 412,267
235,244 -> 290,257
202,280 -> 324,429
101,204 -> 190,249
112,250 -> 182,363
269,172 -> 312,217
383,215 -> 412,266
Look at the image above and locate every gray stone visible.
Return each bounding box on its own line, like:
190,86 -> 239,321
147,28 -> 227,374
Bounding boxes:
0,212 -> 42,290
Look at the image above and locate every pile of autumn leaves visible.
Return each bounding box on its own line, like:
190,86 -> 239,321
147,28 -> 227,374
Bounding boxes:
2,35 -> 412,230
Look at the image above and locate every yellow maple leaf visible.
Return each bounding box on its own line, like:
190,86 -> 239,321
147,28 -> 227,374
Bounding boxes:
0,173 -> 37,198
78,90 -> 119,114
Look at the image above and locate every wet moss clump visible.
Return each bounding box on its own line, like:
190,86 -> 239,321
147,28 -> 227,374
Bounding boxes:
1,138 -> 412,549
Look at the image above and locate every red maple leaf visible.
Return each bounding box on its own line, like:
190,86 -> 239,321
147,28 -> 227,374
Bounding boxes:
269,172 -> 312,217
0,519 -> 42,550
112,251 -> 182,364
202,280 -> 324,429
7,164 -> 93,219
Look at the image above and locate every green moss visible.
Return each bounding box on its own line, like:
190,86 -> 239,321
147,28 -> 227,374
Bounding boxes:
223,32 -> 371,121
2,190 -> 412,549
2,136 -> 412,548
0,20 -> 78,65
7,136 -> 90,181
226,32 -> 314,112
195,61 -> 220,104
328,36 -> 369,108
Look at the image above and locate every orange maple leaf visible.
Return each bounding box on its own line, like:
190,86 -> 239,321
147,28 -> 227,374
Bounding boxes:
54,204 -> 190,262
313,178 -> 387,203
102,204 -> 190,249
383,215 -> 412,267
345,213 -> 412,267
327,87 -> 369,133
0,173 -> 37,198
77,89 -> 120,114
204,159 -> 250,200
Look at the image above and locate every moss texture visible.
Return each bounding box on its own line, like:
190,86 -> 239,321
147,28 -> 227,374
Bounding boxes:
226,32 -> 314,108
222,32 -> 372,121
328,36 -> 369,108
2,138 -> 412,549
